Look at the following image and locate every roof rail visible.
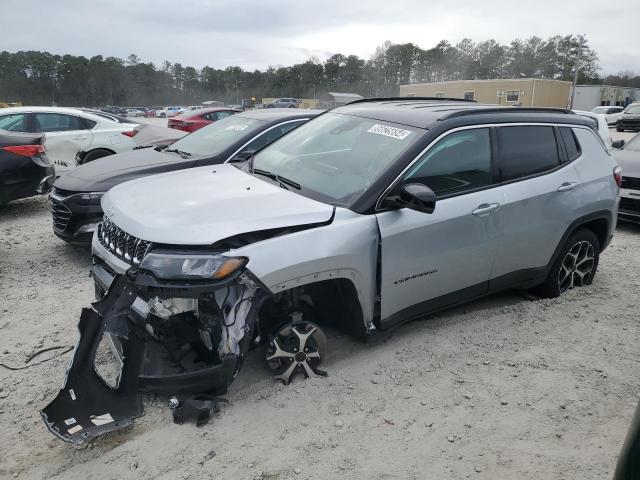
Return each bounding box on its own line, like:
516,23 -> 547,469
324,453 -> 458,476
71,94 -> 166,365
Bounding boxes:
444,107 -> 575,118
346,96 -> 476,105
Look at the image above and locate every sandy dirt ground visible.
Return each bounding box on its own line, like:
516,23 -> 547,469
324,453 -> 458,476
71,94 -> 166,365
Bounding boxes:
0,130 -> 639,480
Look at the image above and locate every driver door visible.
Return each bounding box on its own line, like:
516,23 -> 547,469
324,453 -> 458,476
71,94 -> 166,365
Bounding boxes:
376,127 -> 503,326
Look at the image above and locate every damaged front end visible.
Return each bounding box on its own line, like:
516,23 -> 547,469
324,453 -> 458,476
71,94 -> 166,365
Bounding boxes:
41,237 -> 265,445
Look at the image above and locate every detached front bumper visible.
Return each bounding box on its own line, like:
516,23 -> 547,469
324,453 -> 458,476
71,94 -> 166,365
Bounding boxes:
42,238 -> 264,445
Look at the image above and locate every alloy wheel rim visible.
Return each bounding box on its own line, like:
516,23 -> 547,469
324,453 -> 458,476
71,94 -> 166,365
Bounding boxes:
558,240 -> 595,293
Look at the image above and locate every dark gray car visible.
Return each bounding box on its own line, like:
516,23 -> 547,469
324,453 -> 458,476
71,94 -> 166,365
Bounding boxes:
50,109 -> 321,244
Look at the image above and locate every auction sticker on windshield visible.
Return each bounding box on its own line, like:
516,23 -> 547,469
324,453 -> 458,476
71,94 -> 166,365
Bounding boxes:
225,124 -> 249,131
367,124 -> 412,140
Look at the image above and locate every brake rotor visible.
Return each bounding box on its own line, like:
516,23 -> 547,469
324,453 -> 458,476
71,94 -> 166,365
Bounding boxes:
266,321 -> 328,385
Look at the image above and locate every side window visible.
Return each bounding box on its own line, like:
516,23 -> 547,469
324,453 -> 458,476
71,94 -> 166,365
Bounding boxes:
403,128 -> 492,197
0,113 -> 28,132
497,126 -> 559,181
244,121 -> 305,152
34,113 -> 84,132
559,127 -> 581,162
215,111 -> 234,120
82,118 -> 97,129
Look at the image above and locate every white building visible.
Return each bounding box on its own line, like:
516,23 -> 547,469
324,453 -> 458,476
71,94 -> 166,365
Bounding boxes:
573,85 -> 640,110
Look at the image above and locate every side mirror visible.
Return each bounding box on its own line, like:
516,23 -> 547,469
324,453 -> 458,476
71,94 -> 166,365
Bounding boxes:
386,183 -> 436,214
612,140 -> 625,149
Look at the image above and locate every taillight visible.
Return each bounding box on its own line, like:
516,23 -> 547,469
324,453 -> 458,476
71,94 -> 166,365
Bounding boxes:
613,166 -> 622,187
2,144 -> 46,157
121,130 -> 136,137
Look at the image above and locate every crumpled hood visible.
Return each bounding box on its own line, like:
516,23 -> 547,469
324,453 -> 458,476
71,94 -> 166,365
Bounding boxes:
101,164 -> 334,245
55,148 -> 196,193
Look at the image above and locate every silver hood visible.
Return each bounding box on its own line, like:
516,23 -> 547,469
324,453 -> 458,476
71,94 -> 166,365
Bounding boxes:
614,148 -> 640,179
101,164 -> 334,245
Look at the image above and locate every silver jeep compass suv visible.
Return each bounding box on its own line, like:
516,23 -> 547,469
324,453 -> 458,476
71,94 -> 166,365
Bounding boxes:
43,98 -> 621,444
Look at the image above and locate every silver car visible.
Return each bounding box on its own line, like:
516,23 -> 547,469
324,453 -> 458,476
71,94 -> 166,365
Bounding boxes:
613,133 -> 640,222
42,99 -> 620,444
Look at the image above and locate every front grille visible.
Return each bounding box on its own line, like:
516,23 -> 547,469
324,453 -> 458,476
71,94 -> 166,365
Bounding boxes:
620,197 -> 640,214
621,177 -> 640,191
49,196 -> 72,232
98,216 -> 152,265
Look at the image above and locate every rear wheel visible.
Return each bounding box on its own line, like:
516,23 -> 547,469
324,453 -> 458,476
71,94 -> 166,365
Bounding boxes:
80,148 -> 114,164
536,228 -> 600,298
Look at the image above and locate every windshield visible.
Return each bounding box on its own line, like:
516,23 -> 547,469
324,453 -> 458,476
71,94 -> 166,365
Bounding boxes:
168,115 -> 264,157
624,105 -> 640,114
625,134 -> 640,151
251,112 -> 424,206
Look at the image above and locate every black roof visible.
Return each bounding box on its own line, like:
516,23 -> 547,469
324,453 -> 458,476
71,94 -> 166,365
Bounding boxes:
237,108 -> 323,122
334,98 -> 589,129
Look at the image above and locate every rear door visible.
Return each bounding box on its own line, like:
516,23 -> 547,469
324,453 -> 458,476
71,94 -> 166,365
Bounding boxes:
491,124 -> 582,282
34,112 -> 93,173
377,126 -> 503,325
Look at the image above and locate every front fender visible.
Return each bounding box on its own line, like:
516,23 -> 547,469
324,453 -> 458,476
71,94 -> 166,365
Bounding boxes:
230,208 -> 379,330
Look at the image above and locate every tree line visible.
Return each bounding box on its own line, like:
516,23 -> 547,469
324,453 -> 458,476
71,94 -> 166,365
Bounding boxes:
0,34 -> 635,107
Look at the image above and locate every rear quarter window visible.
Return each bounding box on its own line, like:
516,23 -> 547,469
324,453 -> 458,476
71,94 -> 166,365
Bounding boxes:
559,127 -> 581,162
497,126 -> 560,181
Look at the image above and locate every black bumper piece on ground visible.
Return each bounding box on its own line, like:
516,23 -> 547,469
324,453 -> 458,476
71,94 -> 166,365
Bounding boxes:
40,308 -> 146,446
41,278 -> 242,445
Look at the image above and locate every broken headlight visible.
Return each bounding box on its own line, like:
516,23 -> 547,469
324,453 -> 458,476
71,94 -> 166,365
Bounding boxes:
139,252 -> 247,281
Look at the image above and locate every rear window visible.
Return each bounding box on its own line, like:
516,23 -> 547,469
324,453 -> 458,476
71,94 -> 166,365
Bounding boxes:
497,126 -> 560,181
0,113 -> 28,132
559,127 -> 581,161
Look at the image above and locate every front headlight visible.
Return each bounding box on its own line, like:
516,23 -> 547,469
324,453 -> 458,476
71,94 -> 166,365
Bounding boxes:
139,252 -> 247,281
77,192 -> 104,205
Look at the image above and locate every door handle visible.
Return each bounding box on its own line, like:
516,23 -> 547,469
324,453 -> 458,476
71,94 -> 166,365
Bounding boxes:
472,203 -> 500,216
73,135 -> 89,140
557,182 -> 578,192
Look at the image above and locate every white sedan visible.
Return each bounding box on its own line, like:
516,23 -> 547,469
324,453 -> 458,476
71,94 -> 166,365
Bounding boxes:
155,106 -> 185,118
0,106 -> 139,174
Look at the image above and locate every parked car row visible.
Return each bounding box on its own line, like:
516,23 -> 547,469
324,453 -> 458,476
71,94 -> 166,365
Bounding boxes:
49,108 -> 319,243
591,103 -> 640,131
37,98 -> 625,446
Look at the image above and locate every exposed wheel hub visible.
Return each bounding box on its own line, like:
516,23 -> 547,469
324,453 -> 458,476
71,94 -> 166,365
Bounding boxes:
266,321 -> 327,385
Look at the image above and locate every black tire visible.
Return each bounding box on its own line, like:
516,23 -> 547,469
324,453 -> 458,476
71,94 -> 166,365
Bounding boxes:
160,112 -> 166,118
535,228 -> 600,298
80,149 -> 114,164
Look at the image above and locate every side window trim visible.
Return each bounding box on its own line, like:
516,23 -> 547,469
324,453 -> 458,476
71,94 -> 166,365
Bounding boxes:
224,118 -> 308,162
376,122 -> 593,211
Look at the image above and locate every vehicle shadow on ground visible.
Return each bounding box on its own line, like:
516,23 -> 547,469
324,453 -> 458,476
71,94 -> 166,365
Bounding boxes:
231,288 -> 529,395
616,222 -> 640,234
0,195 -> 50,218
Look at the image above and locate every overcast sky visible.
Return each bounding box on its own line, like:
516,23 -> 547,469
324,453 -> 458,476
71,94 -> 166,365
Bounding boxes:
3,0 -> 639,74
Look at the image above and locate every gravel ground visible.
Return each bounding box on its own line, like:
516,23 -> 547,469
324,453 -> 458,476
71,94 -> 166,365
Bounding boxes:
0,130 -> 639,480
